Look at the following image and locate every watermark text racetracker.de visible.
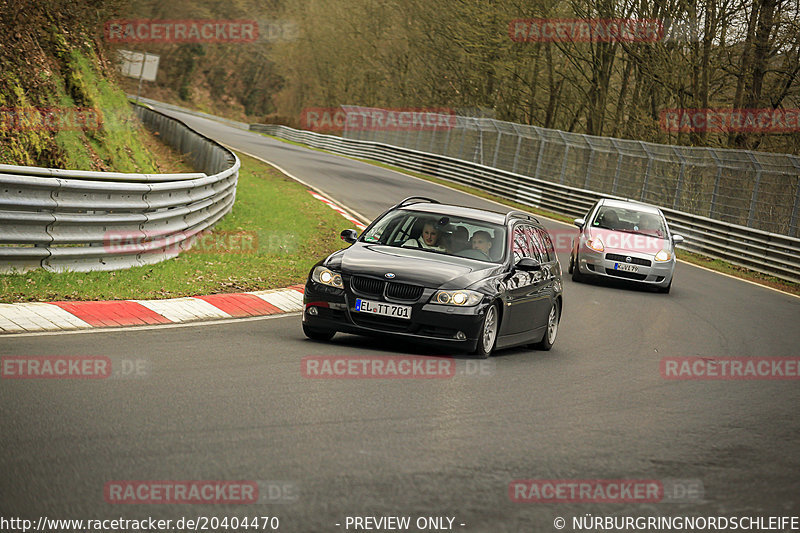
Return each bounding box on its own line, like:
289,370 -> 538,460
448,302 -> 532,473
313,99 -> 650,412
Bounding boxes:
300,107 -> 457,132
105,19 -> 258,43
301,355 -> 494,379
546,228 -> 666,255
1,356 -> 148,380
660,108 -> 800,133
509,18 -> 702,43
104,480 -> 297,505
661,357 -> 800,380
103,229 -> 261,255
509,479 -> 703,504
0,107 -> 102,131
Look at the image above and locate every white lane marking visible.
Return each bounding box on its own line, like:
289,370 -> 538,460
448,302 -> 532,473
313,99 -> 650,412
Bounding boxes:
307,190 -> 366,229
133,297 -> 233,322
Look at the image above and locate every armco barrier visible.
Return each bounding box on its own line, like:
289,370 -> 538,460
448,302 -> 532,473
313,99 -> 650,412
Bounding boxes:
0,104 -> 239,273
250,123 -> 800,283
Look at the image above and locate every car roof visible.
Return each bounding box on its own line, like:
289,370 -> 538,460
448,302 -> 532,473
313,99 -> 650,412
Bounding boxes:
399,202 -> 508,224
598,198 -> 662,215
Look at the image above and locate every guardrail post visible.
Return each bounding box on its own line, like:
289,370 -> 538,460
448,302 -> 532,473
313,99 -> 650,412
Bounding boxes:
442,119 -> 452,157
639,142 -> 653,202
411,126 -> 420,151
528,130 -> 545,179
458,119 -> 468,161
672,148 -> 686,210
429,119 -> 438,154
789,156 -> 800,237
708,150 -> 723,218
746,152 -> 763,228
475,125 -> 484,165
492,131 -> 502,169
583,145 -> 596,189
511,125 -> 523,174
610,139 -> 623,195
556,131 -> 570,185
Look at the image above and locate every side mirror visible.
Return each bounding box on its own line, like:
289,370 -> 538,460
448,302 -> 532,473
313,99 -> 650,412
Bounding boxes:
673,234 -> 685,245
574,218 -> 586,229
515,257 -> 542,272
340,229 -> 358,243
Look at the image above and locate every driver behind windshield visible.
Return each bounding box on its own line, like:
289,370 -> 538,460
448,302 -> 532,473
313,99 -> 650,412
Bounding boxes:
600,209 -> 619,229
470,230 -> 493,259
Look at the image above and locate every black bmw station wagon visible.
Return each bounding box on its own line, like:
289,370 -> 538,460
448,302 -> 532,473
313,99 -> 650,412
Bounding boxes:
302,197 -> 563,357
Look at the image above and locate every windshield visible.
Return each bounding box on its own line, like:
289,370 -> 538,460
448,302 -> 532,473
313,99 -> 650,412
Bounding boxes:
360,209 -> 506,263
591,206 -> 667,238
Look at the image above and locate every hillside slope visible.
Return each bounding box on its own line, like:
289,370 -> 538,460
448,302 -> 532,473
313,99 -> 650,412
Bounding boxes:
0,0 -> 177,172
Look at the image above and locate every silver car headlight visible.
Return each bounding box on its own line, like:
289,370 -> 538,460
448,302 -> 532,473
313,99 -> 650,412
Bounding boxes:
431,289 -> 483,306
312,266 -> 343,289
586,236 -> 604,252
654,249 -> 672,262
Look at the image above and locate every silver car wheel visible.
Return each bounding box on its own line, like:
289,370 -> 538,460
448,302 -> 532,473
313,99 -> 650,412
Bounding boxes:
546,305 -> 558,344
482,305 -> 498,353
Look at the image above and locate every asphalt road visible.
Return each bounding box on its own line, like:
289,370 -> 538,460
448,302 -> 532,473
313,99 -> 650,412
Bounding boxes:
1,106 -> 799,532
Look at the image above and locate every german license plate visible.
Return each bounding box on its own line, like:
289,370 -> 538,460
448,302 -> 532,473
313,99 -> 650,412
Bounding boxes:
614,263 -> 639,273
354,298 -> 412,319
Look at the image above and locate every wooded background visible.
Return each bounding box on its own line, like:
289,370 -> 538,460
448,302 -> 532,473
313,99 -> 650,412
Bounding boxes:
7,0 -> 799,154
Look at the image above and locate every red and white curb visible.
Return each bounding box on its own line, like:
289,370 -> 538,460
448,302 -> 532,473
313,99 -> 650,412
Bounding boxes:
0,285 -> 305,334
307,190 -> 366,230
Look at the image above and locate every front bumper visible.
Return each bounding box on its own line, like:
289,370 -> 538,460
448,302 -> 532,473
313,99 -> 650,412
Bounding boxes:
302,281 -> 489,352
576,247 -> 674,287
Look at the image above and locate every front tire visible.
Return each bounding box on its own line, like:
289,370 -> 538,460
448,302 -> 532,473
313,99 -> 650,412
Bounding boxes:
571,253 -> 584,282
472,303 -> 499,359
657,280 -> 672,294
303,323 -> 335,341
532,300 -> 559,351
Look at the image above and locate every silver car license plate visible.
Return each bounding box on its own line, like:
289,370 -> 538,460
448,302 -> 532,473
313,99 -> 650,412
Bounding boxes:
614,263 -> 639,273
354,298 -> 412,319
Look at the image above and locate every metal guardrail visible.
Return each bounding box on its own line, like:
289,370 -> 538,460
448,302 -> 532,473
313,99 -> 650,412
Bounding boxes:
342,106 -> 800,238
130,95 -> 251,131
250,123 -> 800,284
0,104 -> 240,273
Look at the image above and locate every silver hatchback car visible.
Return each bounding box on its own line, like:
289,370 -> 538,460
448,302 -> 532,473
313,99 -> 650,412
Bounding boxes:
568,199 -> 684,293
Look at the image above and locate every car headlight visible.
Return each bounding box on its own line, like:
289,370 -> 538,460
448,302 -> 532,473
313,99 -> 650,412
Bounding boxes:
587,237 -> 604,252
431,290 -> 483,306
654,249 -> 672,262
312,266 -> 343,289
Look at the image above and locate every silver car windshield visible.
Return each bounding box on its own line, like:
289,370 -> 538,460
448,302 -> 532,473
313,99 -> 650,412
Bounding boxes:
592,206 -> 667,238
361,209 -> 507,263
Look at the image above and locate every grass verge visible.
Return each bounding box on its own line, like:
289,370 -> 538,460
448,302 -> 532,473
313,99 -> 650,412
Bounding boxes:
0,153 -> 348,303
255,131 -> 800,297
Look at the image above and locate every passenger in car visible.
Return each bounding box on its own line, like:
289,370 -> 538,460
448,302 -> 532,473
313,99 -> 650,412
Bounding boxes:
638,214 -> 663,237
450,226 -> 470,252
403,220 -> 446,251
